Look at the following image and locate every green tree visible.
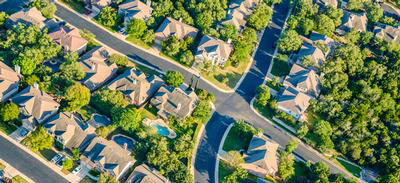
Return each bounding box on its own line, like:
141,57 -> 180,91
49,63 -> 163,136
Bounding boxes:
91,89 -> 129,116
297,123 -> 309,138
278,151 -> 295,180
0,102 -> 19,122
60,61 -> 86,81
72,148 -> 80,160
97,7 -> 117,27
277,30 -> 303,52
179,50 -> 194,66
256,85 -> 270,106
313,120 -> 334,151
111,108 -> 142,132
109,53 -> 129,66
223,151 -> 244,168
22,127 -> 53,152
30,0 -> 56,18
365,2 -> 383,23
324,6 -> 343,26
162,36 -> 181,56
220,24 -> 238,41
127,18 -> 147,38
62,158 -> 73,170
285,139 -> 298,153
346,0 -> 363,10
248,3 -> 273,30
301,18 -> 314,35
165,71 -> 184,87
315,14 -> 335,36
63,83 -> 91,112
97,173 -> 119,183
0,12 -> 7,26
142,29 -> 155,44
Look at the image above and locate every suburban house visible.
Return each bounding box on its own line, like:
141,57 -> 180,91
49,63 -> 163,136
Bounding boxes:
11,85 -> 60,131
221,0 -> 260,31
0,62 -> 20,102
107,68 -> 164,106
283,64 -> 321,97
125,164 -> 169,183
5,7 -> 46,29
296,42 -> 326,68
154,17 -> 199,44
79,46 -> 118,91
338,11 -> 368,34
150,86 -> 198,119
195,35 -> 233,66
242,135 -> 279,177
373,23 -> 400,44
44,112 -> 95,153
80,137 -> 135,179
318,0 -> 338,8
48,26 -> 88,55
119,0 -> 153,28
277,87 -> 313,120
84,0 -> 112,16
309,31 -> 337,56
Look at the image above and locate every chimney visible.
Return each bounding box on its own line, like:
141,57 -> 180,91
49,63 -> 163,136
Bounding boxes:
179,18 -> 182,22
146,0 -> 151,7
15,65 -> 21,75
227,38 -> 232,44
176,103 -> 181,111
91,63 -> 96,71
123,143 -> 128,150
132,79 -> 137,85
33,82 -> 39,89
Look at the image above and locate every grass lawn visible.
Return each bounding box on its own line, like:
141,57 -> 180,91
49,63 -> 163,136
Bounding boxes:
38,149 -> 57,161
265,80 -> 282,91
80,176 -> 97,183
218,160 -> 259,182
253,101 -> 275,119
0,162 -> 5,170
336,158 -> 362,177
270,60 -> 291,77
141,106 -> 158,120
60,0 -> 87,14
222,125 -> 253,152
11,175 -> 29,183
126,36 -> 151,49
199,59 -> 249,90
0,122 -> 17,135
135,64 -> 163,77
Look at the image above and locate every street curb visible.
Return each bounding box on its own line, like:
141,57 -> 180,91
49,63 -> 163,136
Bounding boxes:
0,159 -> 36,183
215,123 -> 234,183
55,1 -> 235,94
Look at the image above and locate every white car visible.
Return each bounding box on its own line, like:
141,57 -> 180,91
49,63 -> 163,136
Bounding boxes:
51,154 -> 63,164
72,165 -> 82,175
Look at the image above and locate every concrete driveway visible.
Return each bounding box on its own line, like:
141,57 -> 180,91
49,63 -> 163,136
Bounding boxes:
9,127 -> 29,143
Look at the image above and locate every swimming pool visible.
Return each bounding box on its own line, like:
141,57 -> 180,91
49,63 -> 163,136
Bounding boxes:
150,123 -> 170,136
112,135 -> 135,151
92,114 -> 111,127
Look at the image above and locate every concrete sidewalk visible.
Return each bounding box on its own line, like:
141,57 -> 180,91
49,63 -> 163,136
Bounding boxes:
0,159 -> 35,183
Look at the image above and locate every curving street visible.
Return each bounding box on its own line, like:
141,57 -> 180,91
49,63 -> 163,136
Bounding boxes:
53,1 -> 357,182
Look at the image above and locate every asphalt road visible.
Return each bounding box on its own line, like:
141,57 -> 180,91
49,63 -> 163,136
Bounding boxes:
54,1 -> 358,182
0,136 -> 69,183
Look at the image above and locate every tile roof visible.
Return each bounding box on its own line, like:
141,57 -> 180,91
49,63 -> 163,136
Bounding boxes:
119,0 -> 153,20
243,135 -> 279,176
297,42 -> 326,67
339,11 -> 368,33
150,86 -> 198,119
0,62 -> 19,101
373,23 -> 400,44
81,137 -> 135,178
221,0 -> 259,30
11,86 -> 60,123
48,27 -> 88,53
6,7 -> 46,29
155,17 -> 199,40
125,164 -> 169,183
79,47 -> 118,91
277,87 -> 313,117
107,69 -> 164,106
283,64 -> 321,97
196,35 -> 233,62
44,112 -> 93,151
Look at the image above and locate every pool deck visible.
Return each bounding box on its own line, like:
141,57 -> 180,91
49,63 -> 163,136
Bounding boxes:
143,118 -> 177,139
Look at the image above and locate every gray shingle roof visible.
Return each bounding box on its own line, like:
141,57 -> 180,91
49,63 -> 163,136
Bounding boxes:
373,23 -> 400,44
6,7 -> 46,29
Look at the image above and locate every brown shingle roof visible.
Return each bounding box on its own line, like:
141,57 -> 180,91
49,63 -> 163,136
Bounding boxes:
107,69 -> 164,106
339,11 -> 368,33
119,0 -> 153,20
277,87 -> 313,117
196,35 -> 233,63
48,27 -> 88,53
81,137 -> 135,178
221,0 -> 259,30
150,86 -> 198,119
79,47 -> 118,91
6,7 -> 46,29
283,64 -> 321,97
125,164 -> 169,183
296,42 -> 326,67
155,17 -> 199,41
0,62 -> 19,101
11,86 -> 60,123
373,23 -> 400,44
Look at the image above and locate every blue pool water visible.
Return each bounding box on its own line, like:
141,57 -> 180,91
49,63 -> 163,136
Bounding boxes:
151,124 -> 170,136
93,114 -> 111,126
112,135 -> 134,151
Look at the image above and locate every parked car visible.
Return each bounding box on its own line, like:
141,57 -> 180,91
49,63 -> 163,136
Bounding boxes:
56,157 -> 65,167
51,154 -> 63,164
72,165 -> 82,175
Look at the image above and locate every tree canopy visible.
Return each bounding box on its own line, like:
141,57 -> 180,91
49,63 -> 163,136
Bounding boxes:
165,71 -> 184,87
0,102 -> 19,122
63,83 -> 91,112
22,127 -> 53,152
277,30 -> 303,52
